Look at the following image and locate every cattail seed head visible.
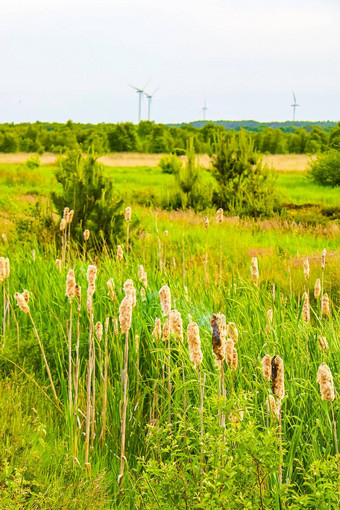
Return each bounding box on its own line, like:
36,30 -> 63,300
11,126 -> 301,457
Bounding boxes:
317,363 -> 335,402
229,409 -> 244,424
187,321 -> 203,368
204,216 -> 209,229
4,258 -> 9,278
314,279 -> 321,300
232,346 -> 238,370
63,207 -> 70,222
138,265 -> 148,287
162,318 -> 170,341
225,338 -> 234,367
107,278 -> 115,301
319,336 -> 329,351
125,206 -> 132,222
66,269 -> 76,301
60,218 -> 67,231
268,395 -> 280,420
159,285 -> 171,316
84,229 -> 90,241
271,356 -> 285,400
164,230 -> 168,237
87,265 -> 97,297
56,259 -> 62,272
169,309 -> 183,341
321,248 -> 326,269
215,208 -> 223,223
321,293 -> 330,317
95,322 -> 103,342
124,279 -> 137,308
210,313 -> 226,362
303,258 -> 310,280
251,257 -> 259,284
105,317 -> 110,335
267,309 -> 273,324
226,322 -> 238,344
75,284 -> 81,303
262,354 -> 272,381
153,318 -> 162,341
14,292 -> 30,313
140,287 -> 146,302
68,210 -> 74,223
0,257 -> 5,283
302,292 -> 310,323
119,295 -> 132,334
86,294 -> 93,314
117,245 -> 123,262
22,289 -> 29,303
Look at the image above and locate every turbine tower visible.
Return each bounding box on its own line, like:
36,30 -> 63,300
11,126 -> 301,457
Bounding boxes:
202,98 -> 208,121
129,81 -> 150,122
144,87 -> 160,121
291,91 -> 300,122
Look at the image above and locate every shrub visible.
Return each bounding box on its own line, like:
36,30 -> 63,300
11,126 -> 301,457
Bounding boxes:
25,155 -> 40,169
159,154 -> 183,174
308,150 -> 340,187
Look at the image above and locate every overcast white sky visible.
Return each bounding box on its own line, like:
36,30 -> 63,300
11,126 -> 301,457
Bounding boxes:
1,0 -> 339,124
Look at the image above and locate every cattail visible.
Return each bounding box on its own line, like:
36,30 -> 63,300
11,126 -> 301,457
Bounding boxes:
125,206 -> 131,222
60,218 -> 67,231
162,318 -> 170,341
267,309 -> 273,324
317,363 -> 335,402
95,322 -> 103,342
251,257 -> 259,284
63,207 -> 70,222
107,278 -> 115,301
56,259 -> 62,271
164,230 -> 168,237
225,338 -> 234,367
75,284 -> 81,303
262,354 -> 272,381
272,356 -> 285,400
303,258 -> 310,280
31,249 -> 36,261
4,258 -> 10,279
124,279 -> 136,308
187,321 -> 203,368
66,269 -> 76,301
210,313 -> 226,362
22,289 -> 30,303
269,395 -> 280,420
232,346 -> 238,370
321,248 -> 326,269
68,210 -> 74,223
140,287 -> 146,302
119,295 -> 132,334
114,318 -> 118,336
314,278 -> 321,299
204,216 -> 209,229
302,292 -> 310,323
138,265 -> 148,287
169,310 -> 183,341
86,295 -> 93,314
14,292 -> 30,313
0,257 -> 5,283
105,316 -> 110,333
226,322 -> 238,344
229,408 -> 244,424
321,293 -> 330,317
319,336 -> 329,351
117,245 -> 123,262
159,285 -> 171,316
87,265 -> 97,297
1,233 -> 7,243
152,318 -> 162,341
84,229 -> 90,241
215,208 -> 223,223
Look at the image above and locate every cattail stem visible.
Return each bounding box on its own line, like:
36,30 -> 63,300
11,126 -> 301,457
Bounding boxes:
278,401 -> 283,485
2,283 -> 6,343
182,233 -> 185,280
85,312 -> 93,472
331,402 -> 340,472
100,326 -> 109,447
91,335 -> 96,447
219,238 -> 222,282
119,331 -> 129,484
28,312 -> 60,408
73,305 -> 81,461
126,224 -> 130,258
168,335 -> 172,426
198,366 -> 204,442
68,302 -> 73,416
204,229 -> 208,285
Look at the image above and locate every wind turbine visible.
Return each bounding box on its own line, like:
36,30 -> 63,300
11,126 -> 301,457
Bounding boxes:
129,81 -> 150,122
144,87 -> 160,121
291,91 -> 300,122
202,98 -> 208,121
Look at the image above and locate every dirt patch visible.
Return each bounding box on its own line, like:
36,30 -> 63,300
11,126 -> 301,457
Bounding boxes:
19,194 -> 37,202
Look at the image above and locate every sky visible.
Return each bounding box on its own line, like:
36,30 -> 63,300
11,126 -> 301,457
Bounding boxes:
0,0 -> 339,124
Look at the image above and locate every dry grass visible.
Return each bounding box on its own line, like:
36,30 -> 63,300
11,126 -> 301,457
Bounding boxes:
0,152 -> 314,172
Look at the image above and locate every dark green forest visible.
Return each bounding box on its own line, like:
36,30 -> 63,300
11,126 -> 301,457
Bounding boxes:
0,119 -> 339,154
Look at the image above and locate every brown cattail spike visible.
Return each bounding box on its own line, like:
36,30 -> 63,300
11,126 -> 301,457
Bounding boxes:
210,313 -> 226,362
271,356 -> 285,400
227,322 -> 238,344
117,245 -> 123,262
159,285 -> 171,316
303,258 -> 310,280
321,249 -> 326,269
187,321 -> 203,368
314,279 -> 321,300
124,279 -> 136,308
215,208 -> 223,223
66,269 -> 76,301
169,310 -> 183,341
251,257 -> 259,285
95,322 -> 103,342
319,336 -> 329,351
317,363 -> 335,402
125,207 -> 131,222
84,229 -> 90,241
119,295 -> 132,334
22,289 -> 30,304
262,354 -> 272,381
152,318 -> 161,341
14,292 -> 30,313
321,294 -> 330,317
302,292 -> 310,323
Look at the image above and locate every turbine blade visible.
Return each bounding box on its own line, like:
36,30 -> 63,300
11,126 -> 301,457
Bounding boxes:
129,84 -> 141,91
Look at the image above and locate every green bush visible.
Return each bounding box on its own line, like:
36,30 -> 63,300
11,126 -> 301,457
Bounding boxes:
159,154 -> 183,174
308,150 -> 340,187
25,155 -> 41,169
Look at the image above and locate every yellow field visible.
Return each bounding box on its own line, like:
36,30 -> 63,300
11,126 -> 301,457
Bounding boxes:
0,151 -> 313,172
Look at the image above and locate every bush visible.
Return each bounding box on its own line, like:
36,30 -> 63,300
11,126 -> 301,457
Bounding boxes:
25,155 -> 40,169
158,154 -> 183,174
308,150 -> 340,187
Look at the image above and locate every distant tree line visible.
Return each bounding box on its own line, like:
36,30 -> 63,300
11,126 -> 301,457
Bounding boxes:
0,120 -> 339,154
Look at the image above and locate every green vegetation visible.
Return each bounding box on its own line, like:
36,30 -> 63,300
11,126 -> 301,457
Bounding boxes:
0,120 -> 340,155
308,150 -> 340,187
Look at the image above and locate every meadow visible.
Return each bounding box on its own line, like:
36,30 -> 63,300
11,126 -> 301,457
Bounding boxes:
0,152 -> 340,509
